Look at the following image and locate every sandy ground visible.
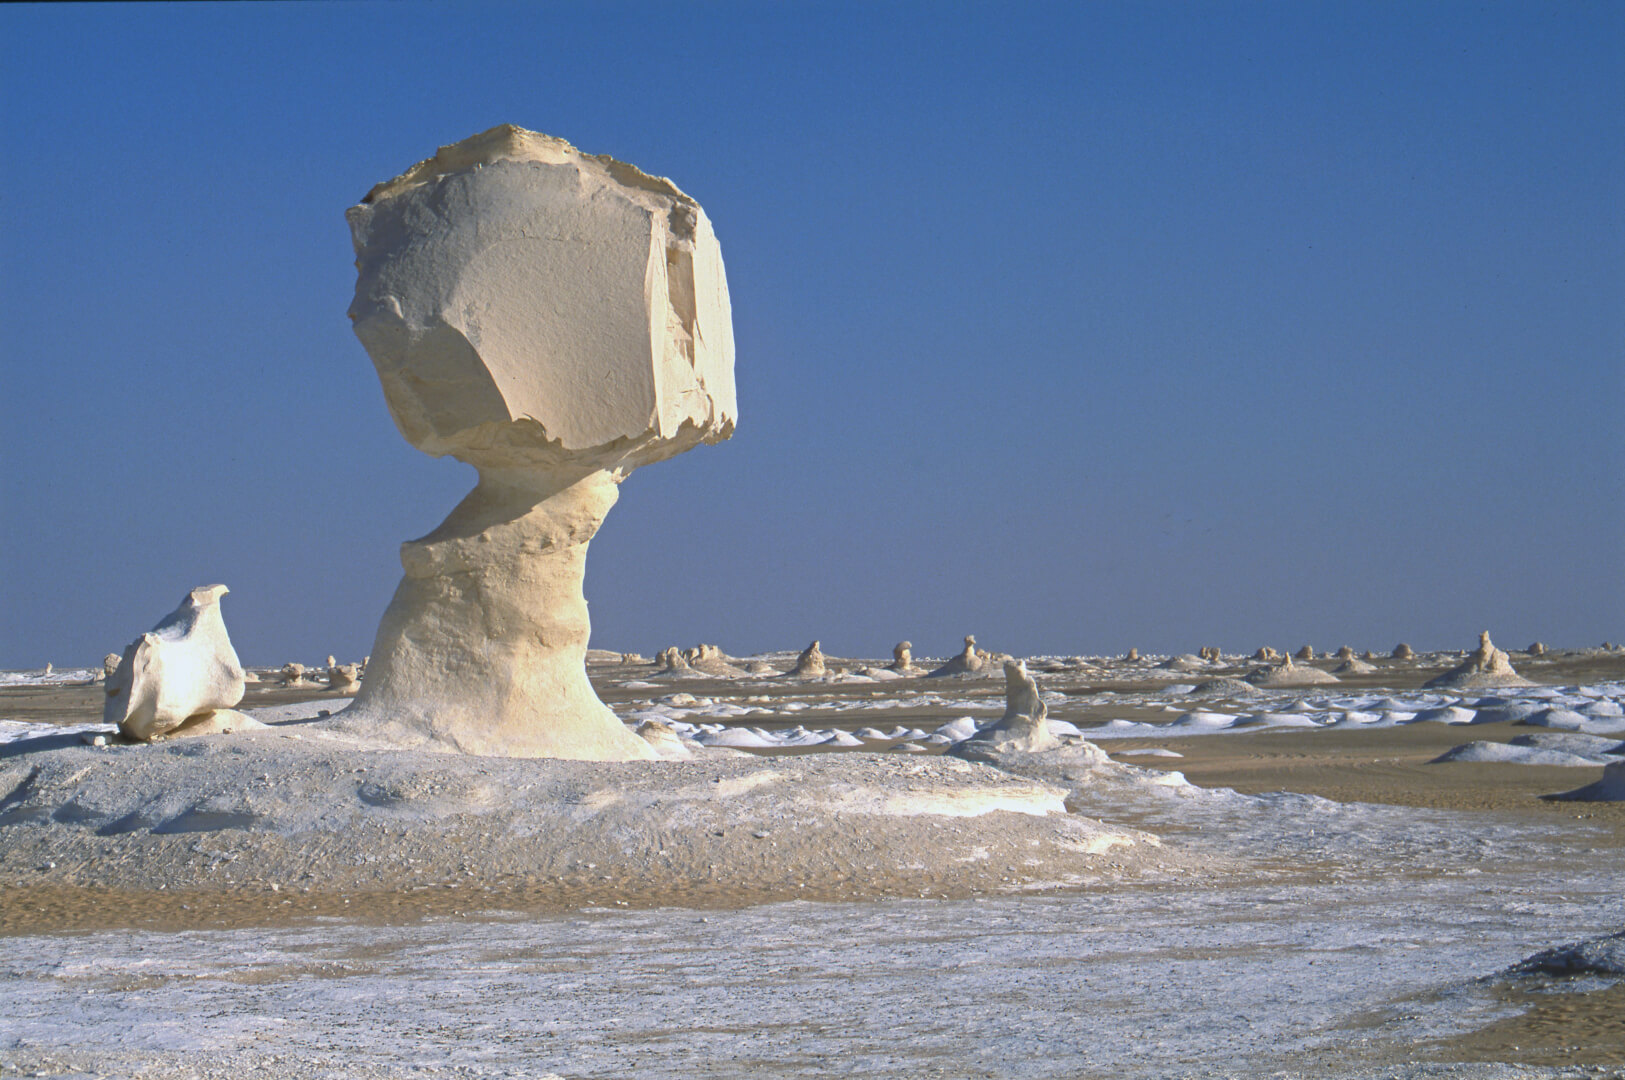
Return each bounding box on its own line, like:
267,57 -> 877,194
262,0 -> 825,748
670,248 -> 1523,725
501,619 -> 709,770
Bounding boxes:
3,647 -> 1623,1076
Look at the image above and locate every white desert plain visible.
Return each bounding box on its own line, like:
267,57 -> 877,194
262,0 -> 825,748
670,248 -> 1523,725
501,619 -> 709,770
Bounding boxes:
3,128 -> 1623,1080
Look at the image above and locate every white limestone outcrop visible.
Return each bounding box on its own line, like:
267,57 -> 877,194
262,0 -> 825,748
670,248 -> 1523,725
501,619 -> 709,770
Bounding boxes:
968,661 -> 1061,753
335,126 -> 735,760
1423,631 -> 1534,690
888,641 -> 915,673
929,635 -> 987,677
1247,651 -> 1340,688
102,585 -> 249,742
789,640 -> 827,678
326,662 -> 362,694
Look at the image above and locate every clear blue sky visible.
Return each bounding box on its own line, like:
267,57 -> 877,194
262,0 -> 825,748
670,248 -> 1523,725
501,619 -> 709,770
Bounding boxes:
2,1 -> 1621,667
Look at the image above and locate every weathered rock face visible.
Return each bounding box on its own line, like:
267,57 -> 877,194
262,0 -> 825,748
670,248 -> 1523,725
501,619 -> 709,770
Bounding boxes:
889,641 -> 915,672
336,126 -> 736,760
103,586 -> 248,742
101,653 -> 122,682
280,662 -> 305,686
1392,643 -> 1415,660
1423,631 -> 1534,690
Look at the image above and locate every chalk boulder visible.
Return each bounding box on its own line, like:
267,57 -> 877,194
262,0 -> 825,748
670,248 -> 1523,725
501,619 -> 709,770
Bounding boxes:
280,662 -> 305,686
103,585 -> 248,742
888,641 -> 915,673
1423,631 -> 1534,690
1392,643 -> 1415,660
335,126 -> 735,759
1125,648 -> 1139,662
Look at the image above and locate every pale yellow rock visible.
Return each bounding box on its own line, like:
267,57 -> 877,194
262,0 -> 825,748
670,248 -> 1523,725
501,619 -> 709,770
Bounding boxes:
103,586 -> 248,742
1392,643 -> 1415,660
326,662 -> 362,694
789,640 -> 827,678
635,719 -> 694,759
335,126 -> 735,760
280,662 -> 305,686
929,635 -> 987,677
102,653 -> 122,681
1124,647 -> 1139,662
888,641 -> 915,673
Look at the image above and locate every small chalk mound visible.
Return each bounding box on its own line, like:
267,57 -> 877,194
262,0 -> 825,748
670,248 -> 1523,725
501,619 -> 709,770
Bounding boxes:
1246,652 -> 1339,688
1423,632 -> 1533,690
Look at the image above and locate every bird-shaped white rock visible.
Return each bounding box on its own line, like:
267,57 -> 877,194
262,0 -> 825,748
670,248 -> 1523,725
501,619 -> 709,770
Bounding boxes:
103,585 -> 248,741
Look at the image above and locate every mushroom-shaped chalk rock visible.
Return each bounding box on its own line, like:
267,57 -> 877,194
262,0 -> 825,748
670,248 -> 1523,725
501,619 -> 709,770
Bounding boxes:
103,585 -> 249,742
888,641 -> 915,673
335,126 -> 736,759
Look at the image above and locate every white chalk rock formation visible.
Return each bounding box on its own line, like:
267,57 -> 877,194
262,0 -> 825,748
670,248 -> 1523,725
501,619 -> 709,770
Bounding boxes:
103,585 -> 249,742
970,661 -> 1061,753
1392,643 -> 1415,660
1527,641 -> 1547,656
1333,656 -> 1379,675
1295,645 -> 1316,661
634,719 -> 696,759
336,126 -> 735,760
1125,648 -> 1139,662
1335,645 -> 1355,660
929,635 -> 987,677
957,662 -> 1109,768
888,641 -> 915,673
1247,651 -> 1339,688
1423,631 -> 1534,690
280,662 -> 305,686
788,640 -> 827,678
102,653 -> 122,681
326,662 -> 362,694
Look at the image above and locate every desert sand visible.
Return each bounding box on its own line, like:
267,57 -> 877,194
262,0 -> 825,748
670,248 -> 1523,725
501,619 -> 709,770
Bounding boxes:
4,643 -> 1623,1077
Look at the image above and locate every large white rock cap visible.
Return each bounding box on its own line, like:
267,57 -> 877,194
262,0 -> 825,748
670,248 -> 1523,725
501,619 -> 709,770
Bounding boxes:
347,125 -> 736,470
